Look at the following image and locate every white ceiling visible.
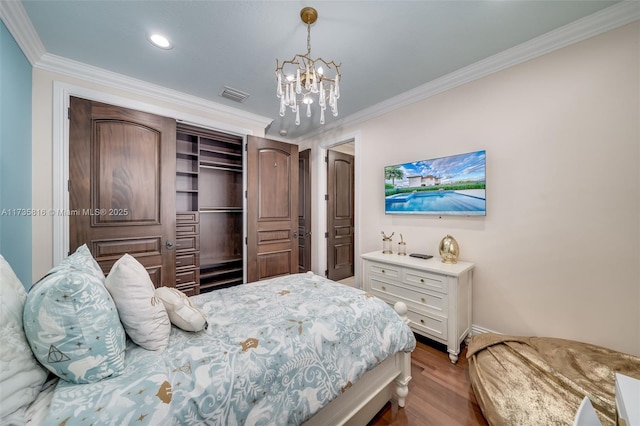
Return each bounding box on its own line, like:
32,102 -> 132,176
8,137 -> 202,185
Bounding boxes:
15,1 -> 621,140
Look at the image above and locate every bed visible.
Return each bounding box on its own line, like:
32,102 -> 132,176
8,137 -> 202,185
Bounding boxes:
467,332 -> 640,426
1,248 -> 415,426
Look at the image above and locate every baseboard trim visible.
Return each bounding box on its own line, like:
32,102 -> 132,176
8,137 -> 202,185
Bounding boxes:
471,324 -> 500,336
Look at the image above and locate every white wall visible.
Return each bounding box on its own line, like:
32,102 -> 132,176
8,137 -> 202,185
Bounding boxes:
311,23 -> 640,355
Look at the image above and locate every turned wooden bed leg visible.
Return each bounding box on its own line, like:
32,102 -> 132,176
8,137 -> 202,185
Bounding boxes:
395,375 -> 410,407
393,302 -> 413,408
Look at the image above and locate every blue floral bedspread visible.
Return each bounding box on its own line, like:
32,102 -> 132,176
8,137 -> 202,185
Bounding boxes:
44,273 -> 415,425
45,341 -> 172,425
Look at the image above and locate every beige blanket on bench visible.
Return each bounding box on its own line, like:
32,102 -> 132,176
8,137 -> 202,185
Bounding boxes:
467,333 -> 640,426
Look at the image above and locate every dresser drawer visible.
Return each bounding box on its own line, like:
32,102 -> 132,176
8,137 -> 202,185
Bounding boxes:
176,252 -> 199,269
370,277 -> 448,317
176,283 -> 199,297
176,269 -> 199,287
403,268 -> 448,294
176,223 -> 199,235
176,211 -> 199,224
368,262 -> 402,281
176,235 -> 199,252
406,308 -> 447,342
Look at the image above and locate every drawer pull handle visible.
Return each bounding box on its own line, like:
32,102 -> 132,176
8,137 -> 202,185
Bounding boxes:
381,286 -> 386,291
420,319 -> 425,324
421,297 -> 426,303
420,278 -> 425,283
381,269 -> 386,274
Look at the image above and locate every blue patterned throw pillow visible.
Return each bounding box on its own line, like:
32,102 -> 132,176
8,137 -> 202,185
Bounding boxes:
23,267 -> 126,384
57,243 -> 106,281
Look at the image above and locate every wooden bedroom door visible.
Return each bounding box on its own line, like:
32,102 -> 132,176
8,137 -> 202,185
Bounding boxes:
246,136 -> 299,282
326,149 -> 355,281
69,96 -> 176,287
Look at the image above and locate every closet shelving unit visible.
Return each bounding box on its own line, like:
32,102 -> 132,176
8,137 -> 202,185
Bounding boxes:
175,124 -> 244,294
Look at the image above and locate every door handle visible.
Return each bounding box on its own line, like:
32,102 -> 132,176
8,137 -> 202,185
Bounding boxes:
166,240 -> 175,250
293,231 -> 299,238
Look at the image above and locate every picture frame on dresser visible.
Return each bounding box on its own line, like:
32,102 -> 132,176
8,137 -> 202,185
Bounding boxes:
362,250 -> 474,363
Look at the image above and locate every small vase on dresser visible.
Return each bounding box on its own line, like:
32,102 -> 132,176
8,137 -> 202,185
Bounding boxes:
362,250 -> 474,363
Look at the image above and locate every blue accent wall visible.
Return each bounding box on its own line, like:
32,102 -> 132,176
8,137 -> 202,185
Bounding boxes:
0,20 -> 33,288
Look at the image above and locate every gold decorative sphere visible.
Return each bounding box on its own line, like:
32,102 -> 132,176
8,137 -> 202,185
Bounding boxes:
439,234 -> 459,264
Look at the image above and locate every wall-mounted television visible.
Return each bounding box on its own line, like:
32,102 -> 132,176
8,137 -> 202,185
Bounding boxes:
385,150 -> 486,216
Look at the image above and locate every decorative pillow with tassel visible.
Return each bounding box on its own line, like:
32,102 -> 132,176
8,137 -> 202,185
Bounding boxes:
155,287 -> 208,332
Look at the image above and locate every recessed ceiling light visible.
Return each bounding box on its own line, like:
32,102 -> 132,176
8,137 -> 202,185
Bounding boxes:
148,33 -> 172,50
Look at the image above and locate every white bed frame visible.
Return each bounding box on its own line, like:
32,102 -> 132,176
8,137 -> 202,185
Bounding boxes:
304,302 -> 413,426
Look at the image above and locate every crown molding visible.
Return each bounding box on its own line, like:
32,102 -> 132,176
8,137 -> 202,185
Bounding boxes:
0,0 -> 46,65
299,1 -> 640,143
35,53 -> 273,129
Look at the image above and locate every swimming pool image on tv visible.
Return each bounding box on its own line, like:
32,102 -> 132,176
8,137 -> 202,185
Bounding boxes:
385,190 -> 485,215
384,150 -> 486,215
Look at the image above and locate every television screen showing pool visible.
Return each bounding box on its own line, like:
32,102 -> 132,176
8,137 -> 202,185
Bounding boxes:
385,150 -> 486,216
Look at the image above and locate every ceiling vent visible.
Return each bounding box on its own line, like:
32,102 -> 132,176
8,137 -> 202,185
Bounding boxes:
219,86 -> 250,103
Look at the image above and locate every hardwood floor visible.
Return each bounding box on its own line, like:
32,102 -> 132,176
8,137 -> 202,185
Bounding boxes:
369,336 -> 488,426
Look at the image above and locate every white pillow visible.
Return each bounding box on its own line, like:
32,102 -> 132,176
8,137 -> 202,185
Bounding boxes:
155,287 -> 208,332
105,254 -> 171,352
0,255 -> 48,423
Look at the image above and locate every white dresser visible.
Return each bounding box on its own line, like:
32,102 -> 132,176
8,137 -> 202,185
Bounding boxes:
362,251 -> 474,363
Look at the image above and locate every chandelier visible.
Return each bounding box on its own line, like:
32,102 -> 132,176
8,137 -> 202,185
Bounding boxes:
275,7 -> 341,125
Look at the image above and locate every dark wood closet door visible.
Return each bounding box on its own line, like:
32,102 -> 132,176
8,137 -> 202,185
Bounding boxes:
327,149 -> 354,281
247,136 -> 298,282
69,97 -> 176,287
298,149 -> 312,273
